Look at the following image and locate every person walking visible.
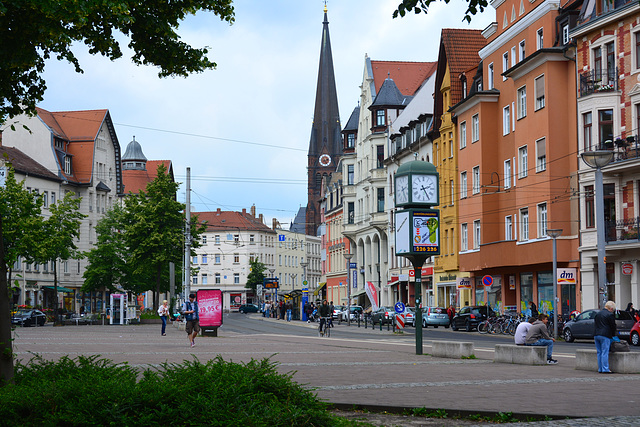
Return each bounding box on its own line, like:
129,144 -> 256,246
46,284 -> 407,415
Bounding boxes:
181,293 -> 200,348
447,305 -> 455,328
595,301 -> 617,374
525,314 -> 557,364
285,300 -> 292,322
625,302 -> 637,322
157,300 -> 170,336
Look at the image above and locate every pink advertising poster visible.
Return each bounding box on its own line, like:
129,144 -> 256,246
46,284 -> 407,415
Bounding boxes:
197,289 -> 223,327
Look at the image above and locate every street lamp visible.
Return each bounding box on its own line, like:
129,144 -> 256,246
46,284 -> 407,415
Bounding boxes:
344,253 -> 353,326
300,261 -> 308,321
581,150 -> 614,309
547,228 -> 563,339
375,262 -> 381,309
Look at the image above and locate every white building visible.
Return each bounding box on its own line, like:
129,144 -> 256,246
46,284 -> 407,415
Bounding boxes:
273,228 -> 321,300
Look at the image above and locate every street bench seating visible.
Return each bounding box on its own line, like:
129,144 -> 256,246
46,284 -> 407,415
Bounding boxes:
575,349 -> 640,374
430,340 -> 474,359
494,344 -> 547,365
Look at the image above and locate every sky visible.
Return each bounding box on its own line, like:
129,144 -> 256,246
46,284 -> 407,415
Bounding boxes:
39,0 -> 496,228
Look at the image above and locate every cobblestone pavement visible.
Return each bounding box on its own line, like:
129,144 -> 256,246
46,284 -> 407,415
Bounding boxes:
11,316 -> 640,426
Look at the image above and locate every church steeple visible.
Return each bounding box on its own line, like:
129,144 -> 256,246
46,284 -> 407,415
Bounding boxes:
306,5 -> 341,236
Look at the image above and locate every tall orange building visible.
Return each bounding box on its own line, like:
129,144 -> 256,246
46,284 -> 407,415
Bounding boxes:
451,0 -> 583,316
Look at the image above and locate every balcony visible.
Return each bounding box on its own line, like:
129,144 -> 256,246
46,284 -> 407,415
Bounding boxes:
366,167 -> 386,183
606,217 -> 640,243
601,136 -> 640,164
579,67 -> 618,97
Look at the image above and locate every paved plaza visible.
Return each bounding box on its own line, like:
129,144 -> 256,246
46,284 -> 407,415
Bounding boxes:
10,315 -> 640,425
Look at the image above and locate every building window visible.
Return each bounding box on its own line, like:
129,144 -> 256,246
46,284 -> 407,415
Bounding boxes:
503,106 -> 511,135
192,256 -> 197,264
585,185 -> 595,228
249,234 -> 255,244
192,275 -> 198,285
234,234 -> 239,244
461,223 -> 468,251
233,254 -> 239,263
537,28 -> 544,50
377,187 -> 384,212
460,171 -> 467,198
519,40 -> 526,61
505,215 -> 513,240
472,166 -> 480,194
472,114 -> 479,142
520,208 -> 529,241
488,63 -> 494,89
377,145 -> 384,168
347,133 -> 355,148
473,220 -> 481,249
450,180 -> 455,205
517,86 -> 526,119
234,273 -> 240,284
347,164 -> 354,185
64,156 -> 72,175
583,112 -> 593,151
511,46 -> 517,66
460,121 -> 467,149
502,52 -> 509,80
536,138 -> 546,172
519,146 -> 528,178
215,235 -> 220,245
202,235 -> 207,244
215,273 -> 221,284
504,160 -> 512,189
535,75 -> 545,110
202,254 -> 208,264
215,254 -> 221,264
376,109 -> 385,127
538,203 -> 547,238
202,274 -> 208,285
599,109 -> 613,148
347,202 -> 355,224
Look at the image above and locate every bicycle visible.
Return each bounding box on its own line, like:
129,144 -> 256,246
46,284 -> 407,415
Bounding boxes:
318,317 -> 331,337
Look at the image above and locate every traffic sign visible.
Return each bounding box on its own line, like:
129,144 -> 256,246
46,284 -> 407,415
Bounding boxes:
395,302 -> 406,314
395,314 -> 405,329
482,275 -> 493,287
303,280 -> 308,285
349,262 -> 357,269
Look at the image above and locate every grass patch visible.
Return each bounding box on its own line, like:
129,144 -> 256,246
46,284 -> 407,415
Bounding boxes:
461,354 -> 477,359
0,355 -> 365,426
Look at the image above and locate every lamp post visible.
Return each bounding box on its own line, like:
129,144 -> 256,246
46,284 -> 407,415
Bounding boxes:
581,150 -> 614,309
300,260 -> 308,295
375,262 -> 381,309
547,228 -> 563,339
344,253 -> 353,326
268,268 -> 275,306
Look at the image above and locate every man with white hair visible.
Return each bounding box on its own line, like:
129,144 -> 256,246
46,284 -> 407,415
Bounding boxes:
594,300 -> 617,374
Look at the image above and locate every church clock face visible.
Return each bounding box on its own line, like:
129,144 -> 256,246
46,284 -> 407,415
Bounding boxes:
319,154 -> 332,167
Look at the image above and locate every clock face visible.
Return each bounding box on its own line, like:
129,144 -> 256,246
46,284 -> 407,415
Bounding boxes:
395,175 -> 409,205
412,174 -> 438,204
319,154 -> 332,167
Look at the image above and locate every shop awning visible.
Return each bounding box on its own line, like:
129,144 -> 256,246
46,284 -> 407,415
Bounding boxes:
387,280 -> 400,287
42,285 -> 74,293
313,282 -> 326,295
351,290 -> 366,298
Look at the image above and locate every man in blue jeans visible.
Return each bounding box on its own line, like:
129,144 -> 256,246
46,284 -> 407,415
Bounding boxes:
594,301 -> 617,373
525,313 -> 558,364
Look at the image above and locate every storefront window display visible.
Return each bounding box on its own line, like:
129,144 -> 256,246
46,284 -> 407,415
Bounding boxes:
537,271 -> 553,314
487,276 -> 502,314
520,273 -> 533,313
475,277 -> 485,306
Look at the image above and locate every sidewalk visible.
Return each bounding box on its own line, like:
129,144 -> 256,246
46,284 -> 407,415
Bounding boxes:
11,316 -> 640,424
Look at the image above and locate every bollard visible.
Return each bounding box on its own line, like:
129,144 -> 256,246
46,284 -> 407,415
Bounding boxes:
365,316 -> 367,329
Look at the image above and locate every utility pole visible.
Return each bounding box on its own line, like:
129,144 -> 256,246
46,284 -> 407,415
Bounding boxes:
184,167 -> 191,302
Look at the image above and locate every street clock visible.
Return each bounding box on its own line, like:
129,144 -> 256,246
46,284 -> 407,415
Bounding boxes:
394,160 -> 439,207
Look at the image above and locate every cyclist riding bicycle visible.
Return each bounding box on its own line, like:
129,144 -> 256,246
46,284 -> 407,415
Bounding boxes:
318,300 -> 332,334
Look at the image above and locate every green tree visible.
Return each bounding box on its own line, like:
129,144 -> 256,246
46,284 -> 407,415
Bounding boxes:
0,167 -> 45,385
35,192 -> 86,325
0,0 -> 235,122
245,259 -> 266,296
393,0 -> 487,22
124,163 -> 205,311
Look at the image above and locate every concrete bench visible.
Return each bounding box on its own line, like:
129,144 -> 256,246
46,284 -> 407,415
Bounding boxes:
430,340 -> 474,359
494,344 -> 547,365
575,349 -> 640,374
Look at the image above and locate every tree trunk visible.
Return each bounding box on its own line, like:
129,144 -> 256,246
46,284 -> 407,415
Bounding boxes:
0,215 -> 15,385
154,264 -> 161,311
53,259 -> 60,326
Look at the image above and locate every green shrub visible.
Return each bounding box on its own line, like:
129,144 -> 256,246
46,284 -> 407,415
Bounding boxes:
0,355 -> 345,426
139,309 -> 159,320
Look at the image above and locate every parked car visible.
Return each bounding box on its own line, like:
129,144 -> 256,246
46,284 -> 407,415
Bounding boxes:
371,306 -> 395,325
631,320 -> 640,346
451,306 -> 495,332
420,306 -> 450,328
402,307 -> 415,327
11,309 -> 47,327
340,305 -> 363,321
238,304 -> 260,314
332,305 -> 345,320
563,309 -> 635,342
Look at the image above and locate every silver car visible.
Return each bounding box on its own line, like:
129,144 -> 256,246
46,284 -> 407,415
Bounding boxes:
420,306 -> 450,328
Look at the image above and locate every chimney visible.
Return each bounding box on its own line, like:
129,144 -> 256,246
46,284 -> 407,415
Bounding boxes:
250,204 -> 256,218
216,208 -> 221,215
242,208 -> 246,215
259,213 -> 263,223
272,218 -> 277,230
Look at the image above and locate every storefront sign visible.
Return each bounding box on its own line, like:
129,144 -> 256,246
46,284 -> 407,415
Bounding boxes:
557,268 -> 577,284
622,263 -> 633,275
457,277 -> 472,289
366,281 -> 379,312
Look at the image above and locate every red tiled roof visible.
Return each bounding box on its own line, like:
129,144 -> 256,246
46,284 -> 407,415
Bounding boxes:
0,146 -> 60,181
441,28 -> 487,104
370,61 -> 437,96
193,209 -> 276,233
122,160 -> 172,194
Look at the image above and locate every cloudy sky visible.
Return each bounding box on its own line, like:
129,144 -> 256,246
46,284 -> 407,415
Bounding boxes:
39,0 -> 495,227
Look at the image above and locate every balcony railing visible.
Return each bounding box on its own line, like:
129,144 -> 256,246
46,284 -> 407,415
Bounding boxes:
605,217 -> 640,243
597,135 -> 640,164
579,67 -> 618,97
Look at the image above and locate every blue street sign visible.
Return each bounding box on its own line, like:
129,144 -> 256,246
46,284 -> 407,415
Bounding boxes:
482,275 -> 493,287
278,234 -> 285,242
349,262 -> 357,269
395,302 -> 406,314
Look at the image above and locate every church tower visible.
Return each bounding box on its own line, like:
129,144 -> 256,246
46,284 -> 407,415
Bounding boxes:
306,5 -> 342,236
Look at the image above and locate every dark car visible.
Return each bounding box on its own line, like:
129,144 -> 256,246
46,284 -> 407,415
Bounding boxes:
563,309 -> 635,342
451,306 -> 495,332
11,309 -> 47,326
371,306 -> 395,325
238,304 -> 260,314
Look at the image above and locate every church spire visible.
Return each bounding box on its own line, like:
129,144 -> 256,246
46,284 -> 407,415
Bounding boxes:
306,5 -> 342,236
